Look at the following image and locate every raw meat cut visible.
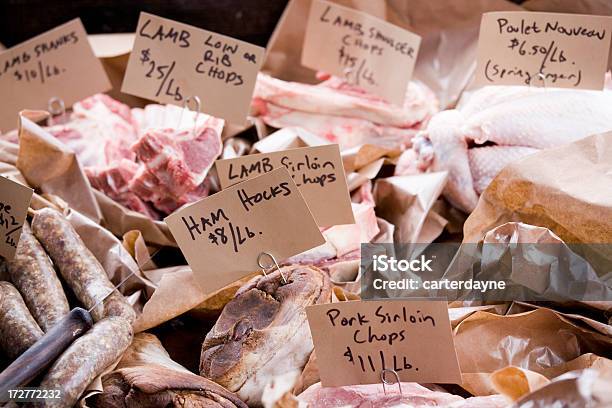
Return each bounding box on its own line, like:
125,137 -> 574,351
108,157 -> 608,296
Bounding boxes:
200,265 -> 331,407
252,73 -> 438,149
48,94 -> 138,168
405,85 -> 612,213
42,95 -> 224,218
297,382 -> 509,407
132,128 -> 220,199
286,202 -> 379,266
91,333 -> 247,408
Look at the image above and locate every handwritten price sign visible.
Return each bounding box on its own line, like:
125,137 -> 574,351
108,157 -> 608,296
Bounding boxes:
306,300 -> 462,386
476,12 -> 612,89
165,167 -> 324,294
122,12 -> 265,124
215,145 -> 354,227
0,19 -> 111,132
0,177 -> 33,260
302,0 -> 421,105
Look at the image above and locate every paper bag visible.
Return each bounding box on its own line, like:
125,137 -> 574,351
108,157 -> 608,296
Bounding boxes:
463,132 -> 612,255
14,110 -> 176,247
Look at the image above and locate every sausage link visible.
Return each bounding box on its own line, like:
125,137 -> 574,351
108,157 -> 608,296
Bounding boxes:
0,281 -> 44,359
36,317 -> 133,408
7,222 -> 69,331
31,208 -> 136,324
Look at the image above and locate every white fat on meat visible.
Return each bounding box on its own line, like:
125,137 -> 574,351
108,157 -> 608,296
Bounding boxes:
45,94 -> 224,218
298,382 -> 510,407
237,322 -> 315,405
287,202 -> 379,265
252,74 -> 438,149
254,73 -> 435,127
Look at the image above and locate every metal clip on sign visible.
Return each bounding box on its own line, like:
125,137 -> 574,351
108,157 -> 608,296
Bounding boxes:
258,251 -> 287,284
381,368 -> 402,396
177,95 -> 202,136
528,72 -> 547,89
47,97 -> 66,125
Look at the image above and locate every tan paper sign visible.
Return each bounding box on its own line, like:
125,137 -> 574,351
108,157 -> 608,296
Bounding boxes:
165,167 -> 325,294
306,300 -> 462,386
0,177 -> 34,260
476,12 -> 612,89
122,12 -> 265,124
301,0 -> 421,105
0,19 -> 111,132
215,145 -> 354,227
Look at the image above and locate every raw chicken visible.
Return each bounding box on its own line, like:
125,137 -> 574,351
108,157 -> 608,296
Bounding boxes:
297,382 -> 509,407
252,73 -> 438,149
406,85 -> 612,213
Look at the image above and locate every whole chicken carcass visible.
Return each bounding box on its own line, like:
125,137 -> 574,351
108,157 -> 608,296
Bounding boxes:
251,73 -> 438,149
200,265 -> 331,407
405,85 -> 612,213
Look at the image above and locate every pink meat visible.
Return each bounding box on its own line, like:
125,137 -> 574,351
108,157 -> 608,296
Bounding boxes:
42,95 -> 224,218
298,382 -> 510,407
252,74 -> 437,149
132,127 -> 222,199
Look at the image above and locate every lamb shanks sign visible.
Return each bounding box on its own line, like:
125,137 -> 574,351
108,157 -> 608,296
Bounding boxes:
0,19 -> 111,132
165,168 -> 325,294
122,12 -> 265,124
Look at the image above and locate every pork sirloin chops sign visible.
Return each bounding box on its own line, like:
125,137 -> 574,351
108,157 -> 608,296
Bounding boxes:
165,168 -> 325,294
476,12 -> 612,89
301,0 -> 421,105
306,300 -> 462,386
122,12 -> 265,124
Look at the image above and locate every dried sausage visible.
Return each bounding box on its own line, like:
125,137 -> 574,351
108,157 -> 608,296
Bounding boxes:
36,317 -> 133,408
31,208 -> 136,324
0,281 -> 43,359
7,222 -> 69,331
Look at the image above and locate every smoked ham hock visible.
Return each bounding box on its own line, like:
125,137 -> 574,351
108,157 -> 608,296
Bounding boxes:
200,265 -> 331,406
91,333 -> 247,408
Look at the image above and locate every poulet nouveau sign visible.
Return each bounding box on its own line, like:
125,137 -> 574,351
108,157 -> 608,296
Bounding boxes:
122,12 -> 265,124
476,12 -> 612,89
